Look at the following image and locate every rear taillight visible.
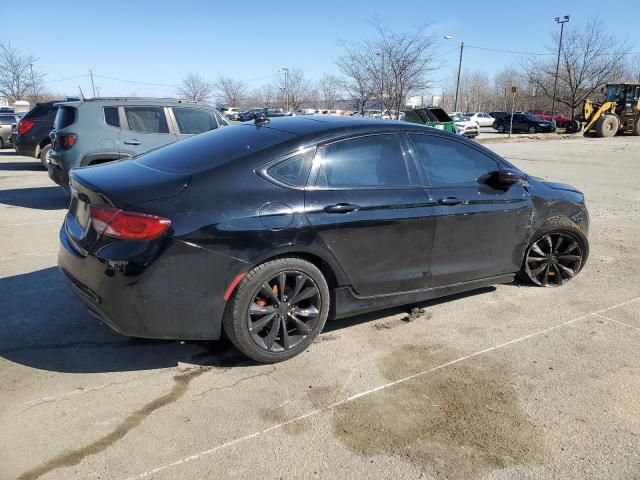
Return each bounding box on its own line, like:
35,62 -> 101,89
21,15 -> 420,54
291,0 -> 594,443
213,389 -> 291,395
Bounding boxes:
18,119 -> 34,134
60,134 -> 77,149
90,205 -> 171,240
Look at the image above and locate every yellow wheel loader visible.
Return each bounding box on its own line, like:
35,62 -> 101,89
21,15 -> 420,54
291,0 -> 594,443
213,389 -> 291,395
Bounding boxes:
566,83 -> 640,137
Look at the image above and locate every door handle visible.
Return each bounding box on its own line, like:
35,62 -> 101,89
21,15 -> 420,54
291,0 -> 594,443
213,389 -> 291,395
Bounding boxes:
124,139 -> 142,145
323,203 -> 360,214
437,197 -> 463,206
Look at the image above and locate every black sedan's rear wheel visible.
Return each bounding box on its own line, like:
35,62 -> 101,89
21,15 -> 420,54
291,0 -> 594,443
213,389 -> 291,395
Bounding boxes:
528,125 -> 537,134
223,257 -> 329,363
521,218 -> 588,287
497,124 -> 506,133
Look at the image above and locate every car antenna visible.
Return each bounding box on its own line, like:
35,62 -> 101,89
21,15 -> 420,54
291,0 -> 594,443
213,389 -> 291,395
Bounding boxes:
78,86 -> 86,101
254,111 -> 270,126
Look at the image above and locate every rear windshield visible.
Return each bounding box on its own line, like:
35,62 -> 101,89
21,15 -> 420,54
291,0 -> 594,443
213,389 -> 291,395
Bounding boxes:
54,106 -> 76,130
135,124 -> 294,174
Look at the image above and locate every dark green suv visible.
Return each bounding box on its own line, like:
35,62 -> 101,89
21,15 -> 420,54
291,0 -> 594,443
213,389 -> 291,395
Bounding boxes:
48,97 -> 229,188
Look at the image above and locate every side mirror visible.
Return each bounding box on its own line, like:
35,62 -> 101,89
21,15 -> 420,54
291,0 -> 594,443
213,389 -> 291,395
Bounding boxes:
493,169 -> 525,186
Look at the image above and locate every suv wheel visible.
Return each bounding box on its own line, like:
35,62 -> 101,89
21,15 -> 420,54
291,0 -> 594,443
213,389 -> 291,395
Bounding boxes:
39,144 -> 51,169
223,257 -> 330,363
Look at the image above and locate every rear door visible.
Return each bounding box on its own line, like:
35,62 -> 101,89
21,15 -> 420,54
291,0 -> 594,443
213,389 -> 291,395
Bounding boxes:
118,106 -> 177,158
169,107 -> 220,141
305,133 -> 435,296
408,133 -> 532,286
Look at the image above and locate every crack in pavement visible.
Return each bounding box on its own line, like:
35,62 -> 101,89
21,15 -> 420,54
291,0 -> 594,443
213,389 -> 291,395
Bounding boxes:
193,365 -> 277,397
16,366 -> 212,480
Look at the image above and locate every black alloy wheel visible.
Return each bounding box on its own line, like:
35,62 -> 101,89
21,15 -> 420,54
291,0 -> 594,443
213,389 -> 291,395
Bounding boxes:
248,271 -> 321,352
524,233 -> 583,286
497,124 -> 506,133
528,125 -> 537,134
223,257 -> 330,363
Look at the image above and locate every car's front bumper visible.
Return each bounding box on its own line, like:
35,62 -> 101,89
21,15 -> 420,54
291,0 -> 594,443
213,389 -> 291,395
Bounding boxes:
58,225 -> 250,340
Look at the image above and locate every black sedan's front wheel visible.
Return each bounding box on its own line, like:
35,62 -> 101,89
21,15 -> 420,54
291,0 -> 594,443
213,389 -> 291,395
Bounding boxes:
521,218 -> 588,287
223,257 -> 330,363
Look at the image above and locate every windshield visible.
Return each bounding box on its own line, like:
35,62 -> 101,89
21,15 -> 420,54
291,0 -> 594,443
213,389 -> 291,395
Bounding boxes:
606,85 -> 622,102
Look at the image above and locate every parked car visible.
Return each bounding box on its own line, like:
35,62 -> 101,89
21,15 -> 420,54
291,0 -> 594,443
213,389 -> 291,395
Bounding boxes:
0,113 -> 21,149
13,101 -> 60,166
10,122 -> 18,145
48,97 -> 229,189
466,112 -> 495,127
58,116 -> 589,362
489,111 -> 509,119
527,110 -> 571,127
493,113 -> 556,134
450,114 -> 479,138
237,108 -> 291,122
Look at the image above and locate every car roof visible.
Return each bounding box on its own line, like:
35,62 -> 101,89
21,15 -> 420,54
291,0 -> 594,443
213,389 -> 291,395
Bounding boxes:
251,115 -> 427,136
55,97 -> 210,108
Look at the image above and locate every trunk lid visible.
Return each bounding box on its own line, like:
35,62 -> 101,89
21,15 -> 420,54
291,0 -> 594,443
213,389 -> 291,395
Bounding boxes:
66,160 -> 189,253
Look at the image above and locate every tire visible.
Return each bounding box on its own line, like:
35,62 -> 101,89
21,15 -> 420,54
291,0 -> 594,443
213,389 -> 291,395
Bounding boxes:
223,257 -> 330,363
632,116 -> 640,136
39,144 -> 51,169
497,124 -> 505,133
519,217 -> 589,287
566,119 -> 581,134
595,114 -> 619,138
528,125 -> 537,134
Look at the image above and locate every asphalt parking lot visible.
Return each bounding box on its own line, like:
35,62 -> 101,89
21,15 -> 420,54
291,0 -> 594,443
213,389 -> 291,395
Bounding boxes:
1,136 -> 639,480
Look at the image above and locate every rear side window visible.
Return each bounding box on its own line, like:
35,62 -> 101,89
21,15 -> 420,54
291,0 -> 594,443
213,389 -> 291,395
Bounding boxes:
0,116 -> 14,125
316,134 -> 410,188
409,134 -> 499,186
173,108 -> 217,134
267,150 -> 314,187
54,107 -> 76,130
104,106 -> 120,127
124,106 -> 169,134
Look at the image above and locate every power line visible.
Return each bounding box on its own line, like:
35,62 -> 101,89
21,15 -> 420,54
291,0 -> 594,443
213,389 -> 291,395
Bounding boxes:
93,74 -> 179,87
466,45 -> 554,56
43,74 -> 90,84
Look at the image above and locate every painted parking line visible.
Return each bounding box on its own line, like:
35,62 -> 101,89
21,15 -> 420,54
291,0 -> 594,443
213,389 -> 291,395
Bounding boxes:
592,312 -> 640,332
0,252 -> 56,262
0,219 -> 62,227
121,295 -> 640,480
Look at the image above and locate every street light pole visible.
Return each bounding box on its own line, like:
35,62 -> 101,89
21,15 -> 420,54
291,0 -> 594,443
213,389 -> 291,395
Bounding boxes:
444,35 -> 464,112
551,15 -> 570,127
279,68 -> 289,112
29,63 -> 36,101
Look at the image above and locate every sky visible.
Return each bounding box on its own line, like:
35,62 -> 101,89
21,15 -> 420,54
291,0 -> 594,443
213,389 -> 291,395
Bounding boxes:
3,0 -> 639,99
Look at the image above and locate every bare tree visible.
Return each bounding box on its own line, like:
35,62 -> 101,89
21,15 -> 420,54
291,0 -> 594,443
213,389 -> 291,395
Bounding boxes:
0,42 -> 44,103
337,18 -> 438,119
317,74 -> 342,109
336,44 -> 375,114
176,73 -> 213,102
213,76 -> 248,107
274,68 -> 310,111
524,17 -> 629,116
624,54 -> 640,83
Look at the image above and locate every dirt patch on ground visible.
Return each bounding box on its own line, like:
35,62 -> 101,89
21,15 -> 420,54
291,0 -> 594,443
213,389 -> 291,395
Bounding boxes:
331,343 -> 545,478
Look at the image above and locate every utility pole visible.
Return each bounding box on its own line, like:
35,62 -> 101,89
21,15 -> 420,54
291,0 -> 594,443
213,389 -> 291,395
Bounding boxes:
551,15 -> 570,127
444,35 -> 464,112
29,63 -> 36,101
89,69 -> 97,98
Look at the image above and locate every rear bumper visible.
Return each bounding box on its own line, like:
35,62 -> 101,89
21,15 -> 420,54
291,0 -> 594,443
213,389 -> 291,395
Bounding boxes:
13,138 -> 37,157
58,226 -> 250,340
48,162 -> 70,188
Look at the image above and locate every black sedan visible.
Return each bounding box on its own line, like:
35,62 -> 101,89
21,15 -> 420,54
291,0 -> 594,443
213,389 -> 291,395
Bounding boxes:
493,113 -> 556,134
59,116 -> 589,362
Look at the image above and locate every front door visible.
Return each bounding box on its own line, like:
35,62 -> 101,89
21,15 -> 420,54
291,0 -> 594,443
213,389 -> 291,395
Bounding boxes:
407,133 -> 533,287
118,106 -> 177,158
305,133 -> 435,297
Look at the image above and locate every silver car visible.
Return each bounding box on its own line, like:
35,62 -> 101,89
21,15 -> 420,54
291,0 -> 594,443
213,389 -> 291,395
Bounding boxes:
0,114 -> 21,149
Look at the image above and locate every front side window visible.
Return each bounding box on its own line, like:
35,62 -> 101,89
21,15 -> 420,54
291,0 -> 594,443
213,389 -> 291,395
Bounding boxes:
173,108 -> 217,134
267,149 -> 314,187
316,134 -> 410,188
124,106 -> 169,134
409,134 -> 499,186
